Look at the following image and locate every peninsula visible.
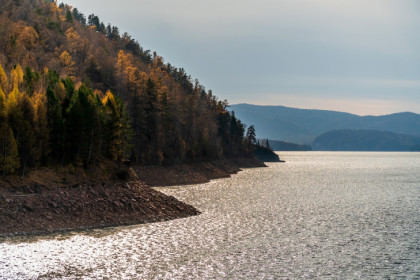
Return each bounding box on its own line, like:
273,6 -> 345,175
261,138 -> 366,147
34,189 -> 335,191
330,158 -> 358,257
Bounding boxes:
0,0 -> 275,237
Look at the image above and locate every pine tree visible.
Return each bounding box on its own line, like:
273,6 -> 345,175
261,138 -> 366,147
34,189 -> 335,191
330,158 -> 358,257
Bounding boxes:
46,86 -> 65,162
66,84 -> 100,165
245,125 -> 256,152
2,128 -> 20,176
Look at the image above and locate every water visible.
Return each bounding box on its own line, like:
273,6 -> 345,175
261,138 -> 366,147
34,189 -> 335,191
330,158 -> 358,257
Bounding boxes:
1,152 -> 420,279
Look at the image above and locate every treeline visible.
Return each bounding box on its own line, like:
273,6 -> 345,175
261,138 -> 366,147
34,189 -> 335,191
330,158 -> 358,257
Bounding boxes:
0,0 -> 257,175
0,63 -> 132,176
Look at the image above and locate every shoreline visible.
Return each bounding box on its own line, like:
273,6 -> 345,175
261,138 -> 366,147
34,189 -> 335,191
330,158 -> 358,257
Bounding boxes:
0,157 -> 265,239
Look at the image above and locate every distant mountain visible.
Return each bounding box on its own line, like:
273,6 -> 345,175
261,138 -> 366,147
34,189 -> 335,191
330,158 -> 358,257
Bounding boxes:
230,104 -> 420,144
312,129 -> 420,151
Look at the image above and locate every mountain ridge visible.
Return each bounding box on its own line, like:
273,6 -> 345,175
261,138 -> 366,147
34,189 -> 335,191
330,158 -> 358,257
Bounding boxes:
230,103 -> 420,144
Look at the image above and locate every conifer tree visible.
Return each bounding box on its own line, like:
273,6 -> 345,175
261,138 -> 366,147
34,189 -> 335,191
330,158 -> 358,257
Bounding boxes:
2,128 -> 20,176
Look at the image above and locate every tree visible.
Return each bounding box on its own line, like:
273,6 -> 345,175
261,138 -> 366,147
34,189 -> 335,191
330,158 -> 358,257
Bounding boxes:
0,87 -> 19,175
65,9 -> 73,22
102,90 -> 132,161
10,64 -> 23,90
23,66 -> 39,96
6,84 -> 34,177
46,85 -> 65,162
16,92 -> 35,177
245,125 -> 256,152
1,128 -> 20,176
0,63 -> 9,94
59,50 -> 76,78
72,8 -> 86,25
115,50 -> 132,97
144,78 -> 158,162
17,26 -> 39,50
66,83 -> 100,165
32,92 -> 49,164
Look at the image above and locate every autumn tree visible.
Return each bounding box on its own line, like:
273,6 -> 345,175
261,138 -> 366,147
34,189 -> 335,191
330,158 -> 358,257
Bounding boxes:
59,50 -> 76,79
0,86 -> 19,175
102,90 -> 132,161
16,25 -> 39,50
0,63 -> 8,93
6,83 -> 34,177
10,64 -> 24,91
32,92 -> 49,164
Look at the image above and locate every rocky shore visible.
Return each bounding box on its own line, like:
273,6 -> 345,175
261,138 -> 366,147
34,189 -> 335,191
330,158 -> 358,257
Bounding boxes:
0,181 -> 199,237
0,157 -> 265,237
134,157 -> 266,186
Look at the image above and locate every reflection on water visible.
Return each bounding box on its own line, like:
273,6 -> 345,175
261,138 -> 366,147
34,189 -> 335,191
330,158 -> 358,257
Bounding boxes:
1,152 -> 420,279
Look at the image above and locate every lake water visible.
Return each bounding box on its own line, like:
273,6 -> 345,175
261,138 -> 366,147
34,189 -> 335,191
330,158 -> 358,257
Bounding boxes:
1,152 -> 420,279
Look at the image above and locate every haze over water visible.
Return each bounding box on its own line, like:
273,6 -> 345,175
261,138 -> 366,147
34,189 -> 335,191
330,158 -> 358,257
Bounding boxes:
1,152 -> 420,279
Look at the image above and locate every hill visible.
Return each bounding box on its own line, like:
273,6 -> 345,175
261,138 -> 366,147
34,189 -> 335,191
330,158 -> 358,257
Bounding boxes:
312,129 -> 420,151
0,0 -> 266,236
0,0 -> 256,177
230,104 -> 420,144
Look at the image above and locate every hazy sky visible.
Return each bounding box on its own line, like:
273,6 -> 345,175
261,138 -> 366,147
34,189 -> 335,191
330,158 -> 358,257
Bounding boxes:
63,0 -> 420,115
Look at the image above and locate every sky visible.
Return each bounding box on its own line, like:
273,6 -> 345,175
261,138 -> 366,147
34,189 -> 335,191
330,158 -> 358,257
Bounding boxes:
63,0 -> 420,116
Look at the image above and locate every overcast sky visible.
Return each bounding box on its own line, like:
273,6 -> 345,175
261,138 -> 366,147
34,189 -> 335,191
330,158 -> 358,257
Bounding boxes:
63,0 -> 420,116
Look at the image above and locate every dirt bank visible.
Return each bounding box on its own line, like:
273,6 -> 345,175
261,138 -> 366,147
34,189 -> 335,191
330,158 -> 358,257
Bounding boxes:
0,157 -> 265,237
0,181 -> 199,237
134,157 -> 266,186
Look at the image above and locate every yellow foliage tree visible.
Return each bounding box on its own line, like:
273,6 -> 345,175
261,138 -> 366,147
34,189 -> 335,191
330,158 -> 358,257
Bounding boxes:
10,64 -> 23,90
59,50 -> 76,78
17,26 -> 39,50
0,88 -> 19,175
0,63 -> 8,93
6,85 -> 20,113
32,93 -> 49,163
115,50 -> 133,96
65,27 -> 82,55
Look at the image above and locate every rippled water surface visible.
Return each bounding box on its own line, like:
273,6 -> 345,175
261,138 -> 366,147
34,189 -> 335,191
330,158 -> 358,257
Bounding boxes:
1,152 -> 420,279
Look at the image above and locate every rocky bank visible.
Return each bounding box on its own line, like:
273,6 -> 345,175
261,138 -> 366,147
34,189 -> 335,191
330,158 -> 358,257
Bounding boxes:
0,157 -> 265,237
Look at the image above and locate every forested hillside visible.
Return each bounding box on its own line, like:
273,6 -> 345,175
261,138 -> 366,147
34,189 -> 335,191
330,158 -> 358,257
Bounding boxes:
0,0 -> 253,176
312,129 -> 420,151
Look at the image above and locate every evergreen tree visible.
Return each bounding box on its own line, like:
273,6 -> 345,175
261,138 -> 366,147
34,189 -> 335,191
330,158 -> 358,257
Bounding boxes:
66,84 -> 100,165
2,128 -> 20,176
46,86 -> 65,161
245,125 -> 256,152
23,67 -> 39,96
